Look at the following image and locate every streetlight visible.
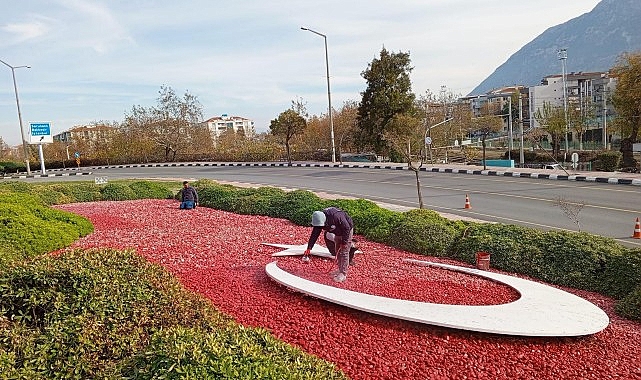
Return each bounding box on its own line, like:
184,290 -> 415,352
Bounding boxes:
558,48 -> 569,161
0,58 -> 31,175
301,27 -> 336,163
423,117 -> 453,164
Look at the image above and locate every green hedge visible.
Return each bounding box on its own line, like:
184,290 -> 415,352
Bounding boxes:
0,191 -> 94,264
0,249 -> 346,379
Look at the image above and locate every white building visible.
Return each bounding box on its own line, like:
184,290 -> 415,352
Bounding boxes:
204,114 -> 255,140
528,72 -> 616,145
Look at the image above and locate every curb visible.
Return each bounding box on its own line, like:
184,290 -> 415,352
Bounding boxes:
1,171 -> 93,180
14,162 -> 641,186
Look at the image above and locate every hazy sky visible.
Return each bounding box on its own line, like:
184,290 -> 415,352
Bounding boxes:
0,0 -> 601,146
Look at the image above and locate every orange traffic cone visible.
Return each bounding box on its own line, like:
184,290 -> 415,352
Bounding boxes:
464,194 -> 472,209
633,218 -> 641,239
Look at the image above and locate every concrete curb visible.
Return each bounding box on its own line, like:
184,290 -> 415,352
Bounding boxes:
14,161 -> 641,186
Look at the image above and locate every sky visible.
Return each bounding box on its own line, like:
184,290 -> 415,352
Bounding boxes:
0,0 -> 602,146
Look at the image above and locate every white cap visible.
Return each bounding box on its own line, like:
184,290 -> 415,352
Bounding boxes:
311,211 -> 326,227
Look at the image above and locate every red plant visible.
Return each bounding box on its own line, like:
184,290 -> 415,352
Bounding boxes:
57,200 -> 641,380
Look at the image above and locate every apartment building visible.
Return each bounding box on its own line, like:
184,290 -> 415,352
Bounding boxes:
53,124 -> 117,144
204,114 -> 255,139
528,71 -> 616,144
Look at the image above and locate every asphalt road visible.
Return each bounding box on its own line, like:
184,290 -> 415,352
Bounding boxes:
38,164 -> 636,249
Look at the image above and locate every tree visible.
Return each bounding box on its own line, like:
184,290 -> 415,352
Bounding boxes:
534,101 -> 566,158
471,115 -> 503,170
357,48 -> 416,155
611,51 -> 641,168
383,113 -> 426,208
121,85 -> 203,162
270,106 -> 307,164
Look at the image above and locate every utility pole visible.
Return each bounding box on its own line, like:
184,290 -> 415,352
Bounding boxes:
558,49 -> 569,161
602,88 -> 608,150
519,95 -> 524,166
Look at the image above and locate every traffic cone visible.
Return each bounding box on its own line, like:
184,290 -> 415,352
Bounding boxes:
464,194 -> 472,209
633,218 -> 641,239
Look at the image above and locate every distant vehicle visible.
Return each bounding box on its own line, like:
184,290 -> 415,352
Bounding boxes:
544,164 -> 561,170
340,153 -> 378,162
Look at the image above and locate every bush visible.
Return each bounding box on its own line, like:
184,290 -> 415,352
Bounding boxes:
615,284 -> 641,322
449,223 -> 544,275
532,231 -> 623,291
100,183 -> 137,201
270,190 -> 325,226
0,249 -> 346,379
196,183 -> 239,211
0,192 -> 93,263
46,183 -> 103,203
121,326 -> 346,379
128,181 -> 173,200
0,249 -> 232,378
597,248 -> 641,299
386,209 -> 461,256
593,151 -> 622,171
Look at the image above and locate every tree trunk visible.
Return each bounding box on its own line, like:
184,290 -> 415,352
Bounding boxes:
415,168 -> 424,209
482,138 -> 487,170
285,140 -> 291,164
620,137 -> 636,168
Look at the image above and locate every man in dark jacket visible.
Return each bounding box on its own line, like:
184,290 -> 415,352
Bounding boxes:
304,207 -> 353,282
179,181 -> 198,209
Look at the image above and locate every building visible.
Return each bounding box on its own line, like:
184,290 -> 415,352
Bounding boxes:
203,114 -> 255,140
53,124 -> 117,144
528,71 -> 617,146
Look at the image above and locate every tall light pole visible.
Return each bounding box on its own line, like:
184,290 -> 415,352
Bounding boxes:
0,58 -> 31,174
301,27 -> 336,163
558,48 -> 569,161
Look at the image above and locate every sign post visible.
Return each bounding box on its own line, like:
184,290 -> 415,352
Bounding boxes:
29,122 -> 53,175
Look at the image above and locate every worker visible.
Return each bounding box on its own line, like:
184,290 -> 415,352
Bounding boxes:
304,207 -> 354,282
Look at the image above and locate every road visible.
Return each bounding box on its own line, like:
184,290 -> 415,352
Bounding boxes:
33,164 -> 635,249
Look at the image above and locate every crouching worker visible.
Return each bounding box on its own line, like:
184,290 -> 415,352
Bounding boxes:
179,181 -> 198,209
304,207 -> 353,283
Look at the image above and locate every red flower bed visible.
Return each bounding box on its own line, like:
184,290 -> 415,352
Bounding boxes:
57,200 -> 641,380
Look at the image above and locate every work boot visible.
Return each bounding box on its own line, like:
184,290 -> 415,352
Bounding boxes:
333,272 -> 346,283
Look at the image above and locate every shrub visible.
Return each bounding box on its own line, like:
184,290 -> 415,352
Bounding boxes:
47,183 -> 103,203
615,284 -> 641,322
0,249 -> 345,378
120,326 -> 346,379
270,190 -> 324,226
128,181 -> 173,199
450,223 -> 545,275
593,151 -> 622,171
532,231 -> 623,291
196,183 -> 239,211
100,183 -> 137,201
597,248 -> 641,299
0,192 -> 93,263
386,209 -> 460,256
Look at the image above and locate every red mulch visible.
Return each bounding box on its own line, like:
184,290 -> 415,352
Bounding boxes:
55,199 -> 641,380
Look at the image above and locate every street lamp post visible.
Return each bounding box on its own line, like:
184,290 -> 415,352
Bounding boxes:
558,49 -> 569,161
0,58 -> 31,175
301,27 -> 336,163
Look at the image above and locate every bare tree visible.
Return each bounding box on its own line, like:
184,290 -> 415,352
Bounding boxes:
553,196 -> 585,231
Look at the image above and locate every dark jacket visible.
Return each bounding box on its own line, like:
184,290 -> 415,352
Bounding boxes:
307,207 -> 353,249
181,186 -> 198,203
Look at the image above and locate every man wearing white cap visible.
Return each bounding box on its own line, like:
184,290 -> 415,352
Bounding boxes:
304,207 -> 354,282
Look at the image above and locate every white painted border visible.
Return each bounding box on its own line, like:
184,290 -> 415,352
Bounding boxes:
265,259 -> 609,336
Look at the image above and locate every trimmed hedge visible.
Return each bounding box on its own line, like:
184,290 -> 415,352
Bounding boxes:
0,191 -> 94,264
0,249 -> 346,379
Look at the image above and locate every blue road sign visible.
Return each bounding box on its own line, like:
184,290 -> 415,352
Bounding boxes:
30,122 -> 51,136
74,152 -> 80,158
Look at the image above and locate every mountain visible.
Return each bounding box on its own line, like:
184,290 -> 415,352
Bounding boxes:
469,0 -> 641,95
